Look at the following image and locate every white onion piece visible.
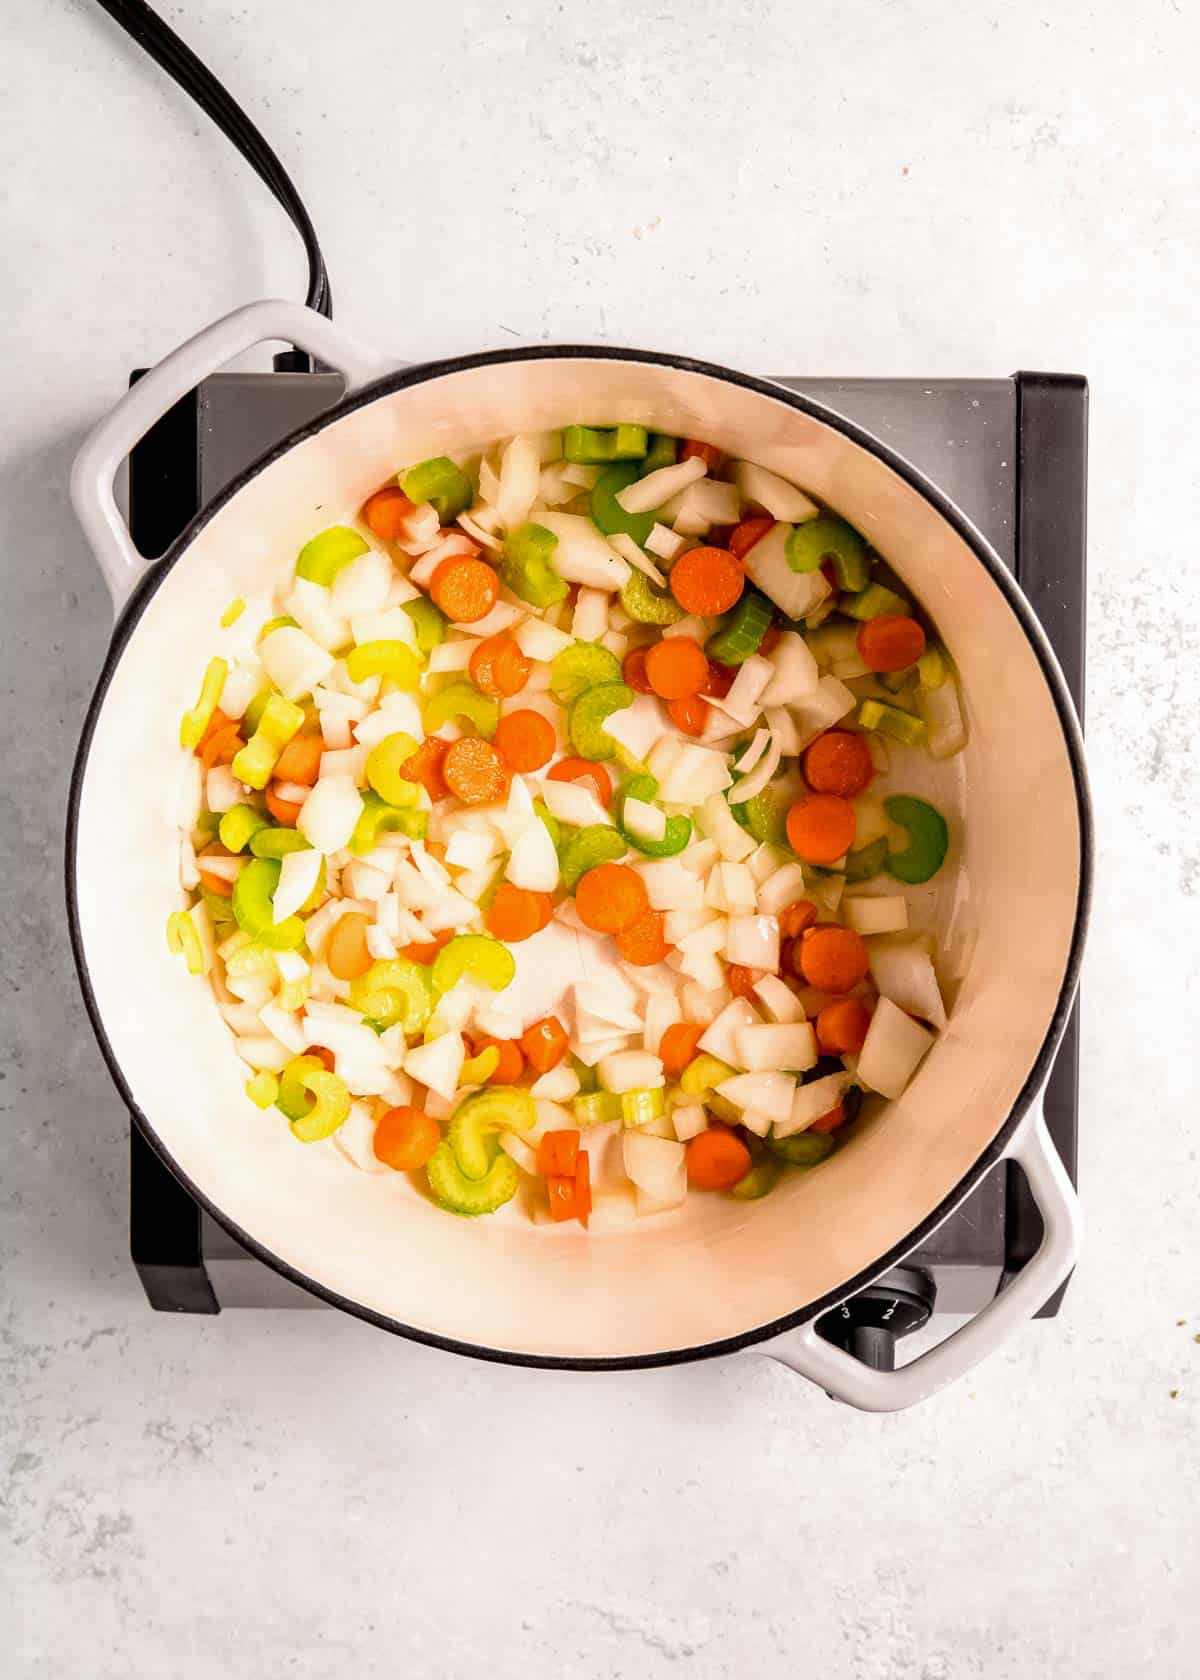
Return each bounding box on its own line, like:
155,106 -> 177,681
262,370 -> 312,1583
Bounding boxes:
645,522 -> 687,562
234,1035 -> 292,1072
668,1102 -> 706,1143
456,600 -> 524,638
623,796 -> 666,844
445,828 -> 498,869
756,861 -> 808,917
777,1071 -> 852,1137
661,614 -> 708,642
541,779 -> 612,830
734,729 -> 770,775
576,986 -> 643,1033
759,633 -> 820,706
732,461 -> 819,522
735,1021 -> 817,1074
645,735 -> 683,786
496,434 -> 541,531
727,732 -> 782,805
366,922 -> 398,961
285,577 -> 353,653
715,1071 -> 796,1125
658,743 -> 731,805
318,745 -> 365,784
536,463 -> 580,507
274,847 -> 323,922
403,1031 -> 465,1102
529,1064 -> 581,1101
194,852 -> 240,883
844,896 -> 909,936
427,639 -> 474,672
642,991 -> 683,1056
857,999 -> 935,1099
609,532 -> 667,588
713,655 -> 774,728
332,1102 -> 390,1173
635,857 -> 704,912
571,587 -> 610,642
391,502 -> 442,556
258,1002 -> 307,1056
534,514 -> 630,589
499,1132 -> 539,1176
343,860 -> 390,902
218,663 -> 261,719
409,530 -> 480,587
349,605 -> 418,649
513,616 -> 574,662
679,979 -> 731,1026
272,781 -> 312,805
724,914 -> 781,972
598,1050 -> 665,1093
677,918 -> 728,959
752,974 -> 805,1024
259,626 -> 335,700
790,675 -> 857,748
456,508 -> 504,553
698,792 -> 756,862
622,1132 -> 686,1202
297,775 -> 362,854
603,695 -> 667,763
352,694 -> 423,748
868,938 -> 947,1030
916,677 -> 968,759
763,706 -> 801,757
699,998 -> 761,1065
505,820 -> 560,891
330,550 -> 392,618
742,524 -> 831,621
179,834 -> 200,891
205,766 -> 241,813
616,455 -> 706,515
719,863 -> 757,913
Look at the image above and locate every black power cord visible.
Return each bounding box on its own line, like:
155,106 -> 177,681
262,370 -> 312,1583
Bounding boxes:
92,0 -> 332,367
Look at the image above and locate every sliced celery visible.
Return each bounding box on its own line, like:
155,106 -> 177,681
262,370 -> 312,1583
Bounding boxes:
296,526 -> 369,587
857,698 -> 927,748
349,790 -> 427,853
573,1091 -> 623,1127
245,1070 -> 279,1109
768,1131 -> 835,1167
218,803 -> 270,854
730,1158 -> 781,1199
179,657 -> 229,750
619,569 -> 683,626
785,516 -> 868,590
220,597 -> 245,627
617,775 -> 691,858
558,824 -> 626,891
563,424 -> 648,464
399,457 -> 472,523
349,959 -> 433,1032
501,523 -> 568,608
422,680 -> 499,738
345,640 -> 422,689
459,1045 -> 501,1087
231,858 -> 306,950
568,682 -> 633,761
365,732 -> 421,806
679,1054 -> 736,1098
427,1140 -> 518,1216
165,910 -> 207,975
591,462 -> 657,546
448,1086 -> 537,1177
231,693 -> 305,789
431,934 -> 515,994
917,644 -> 949,689
884,795 -> 948,884
550,641 -> 623,702
276,1054 -> 328,1121
290,1069 -> 351,1142
250,826 -> 313,859
841,582 -> 910,622
402,597 -> 447,653
641,433 -> 678,473
620,1088 -> 666,1128
706,589 -> 773,664
844,836 -> 887,882
259,616 -> 299,641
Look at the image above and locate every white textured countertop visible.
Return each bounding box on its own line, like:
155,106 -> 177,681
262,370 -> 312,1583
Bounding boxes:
2,2 -> 1198,1674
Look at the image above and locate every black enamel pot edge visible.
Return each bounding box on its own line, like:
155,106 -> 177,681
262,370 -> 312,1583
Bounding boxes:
65,343 -> 1093,1371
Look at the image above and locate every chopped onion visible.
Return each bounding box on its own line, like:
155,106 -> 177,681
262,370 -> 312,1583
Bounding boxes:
752,974 -> 805,1023
458,600 -> 524,638
218,663 -> 262,719
622,796 -> 666,844
734,729 -> 770,775
343,860 -> 390,902
274,847 -> 324,922
410,530 -> 480,586
234,1035 -> 292,1072
681,838 -> 719,877
635,857 -> 704,912
727,731 -> 782,805
604,695 -> 668,763
272,780 -> 312,805
743,524 -> 831,621
541,779 -> 612,830
732,461 -> 819,522
868,938 -> 947,1029
622,1132 -> 686,1203
496,434 -> 541,530
258,1001 -> 307,1056
680,979 -> 732,1026
699,998 -> 761,1065
776,1070 -> 851,1137
642,991 -> 683,1056
608,532 -> 667,588
445,828 -> 498,870
505,819 -> 559,892
205,766 -> 241,813
576,985 -> 644,1033
352,692 -> 423,748
697,792 -> 756,862
349,605 -> 418,649
667,1102 -> 706,1143
297,775 -> 363,855
677,918 -> 729,960
391,501 -> 442,556
759,633 -> 820,706
916,677 -> 968,759
843,895 -> 909,936
790,675 -> 857,748
404,1031 -> 465,1101
663,906 -> 719,943
499,1132 -> 539,1175
332,1102 -> 390,1173
530,1064 -> 581,1101
763,706 -> 801,756
719,862 -> 757,913
319,744 -> 366,784
658,742 -> 732,805
571,586 -> 610,642
724,914 -> 781,972
715,1070 -> 796,1124
616,455 -> 706,515
661,614 -> 708,642
734,1020 -> 817,1073
427,640 -> 475,673
366,922 -> 398,960
857,998 -> 935,1099
513,616 -> 574,662
260,625 -> 335,700
330,550 -> 392,618
713,655 -> 773,727
756,861 -> 808,916
671,478 -> 741,535
285,577 -> 352,653
534,513 -> 630,590
645,522 -> 687,562
597,1050 -> 665,1093
588,1187 -> 640,1230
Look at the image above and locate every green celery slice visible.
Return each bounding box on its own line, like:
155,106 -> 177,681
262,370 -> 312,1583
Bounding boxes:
568,681 -> 633,760
841,582 -> 910,622
563,424 -> 648,464
857,698 -> 927,748
550,641 -> 623,702
884,794 -> 949,884
423,680 -> 500,738
231,858 -> 306,950
501,523 -> 568,607
296,526 -> 369,586
427,1141 -> 518,1216
448,1087 -> 536,1178
402,597 -> 447,653
345,640 -> 422,689
350,791 -> 427,853
399,457 -> 473,523
348,959 -> 433,1031
591,462 -> 657,546
617,775 -> 691,858
620,570 -> 683,626
179,657 -> 228,749
705,589 -> 773,664
558,825 -> 627,891
431,934 -> 515,994
785,516 -> 868,589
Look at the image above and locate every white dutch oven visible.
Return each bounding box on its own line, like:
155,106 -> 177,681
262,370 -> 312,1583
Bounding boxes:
67,302 -> 1091,1410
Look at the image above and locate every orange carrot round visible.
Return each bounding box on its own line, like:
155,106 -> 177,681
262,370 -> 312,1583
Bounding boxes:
797,926 -> 869,993
803,730 -> 874,798
536,1130 -> 580,1178
429,556 -> 500,624
362,486 -> 417,541
679,438 -> 722,470
265,784 -> 303,826
779,899 -> 819,940
470,1035 -> 525,1083
373,1105 -> 441,1171
785,794 -> 857,863
442,737 -> 509,805
856,615 -> 926,674
668,545 -> 745,616
197,866 -> 234,897
667,694 -> 709,736
809,1101 -> 847,1134
645,636 -> 709,700
702,660 -> 735,698
493,709 -> 556,773
622,647 -> 654,695
400,928 -> 454,965
547,757 -> 612,805
686,1126 -> 752,1190
659,1022 -> 705,1078
272,732 -> 324,786
615,905 -> 669,966
485,883 -> 547,944
815,997 -> 873,1055
727,963 -> 760,999
727,516 -> 774,560
521,1016 -> 569,1073
469,634 -> 530,698
308,1046 -> 337,1073
401,736 -> 450,800
200,719 -> 243,772
575,863 -> 647,933
326,911 -> 373,980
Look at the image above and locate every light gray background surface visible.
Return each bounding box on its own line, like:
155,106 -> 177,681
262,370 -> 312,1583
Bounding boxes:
3,3 -> 1198,1675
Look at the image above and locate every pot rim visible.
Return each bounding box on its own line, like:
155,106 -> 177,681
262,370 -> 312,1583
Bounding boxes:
65,343 -> 1093,1370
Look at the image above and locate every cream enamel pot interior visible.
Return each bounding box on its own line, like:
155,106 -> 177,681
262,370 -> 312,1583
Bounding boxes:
67,301 -> 1090,1410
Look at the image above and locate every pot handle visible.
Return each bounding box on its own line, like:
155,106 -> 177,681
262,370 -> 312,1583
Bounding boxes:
70,300 -> 397,612
764,1096 -> 1081,1412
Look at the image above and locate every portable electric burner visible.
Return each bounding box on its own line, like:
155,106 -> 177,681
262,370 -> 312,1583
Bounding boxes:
124,366 -> 1086,1367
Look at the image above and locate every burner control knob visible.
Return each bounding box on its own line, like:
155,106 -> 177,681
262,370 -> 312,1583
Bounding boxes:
815,1266 -> 935,1375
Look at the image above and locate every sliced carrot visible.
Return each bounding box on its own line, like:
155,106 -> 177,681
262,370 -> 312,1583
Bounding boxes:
326,911 -> 373,980
702,660 -> 735,699
486,883 -> 546,943
469,634 -> 530,698
680,439 -> 722,470
809,1101 -> 847,1134
667,695 -> 709,736
686,1126 -> 752,1190
668,545 -> 745,617
659,1022 -> 704,1078
373,1105 -> 441,1170
521,1016 -> 569,1074
401,736 -> 451,801
727,963 -> 760,999
308,1046 -> 337,1073
494,709 -> 556,773
537,1129 -> 580,1178
546,1174 -> 579,1222
547,756 -> 612,806
400,928 -> 454,965
429,556 -> 500,624
759,624 -> 781,656
272,732 -> 324,787
622,647 -> 654,695
615,905 -> 669,966
362,485 -> 417,541
200,719 -> 243,773
727,516 -> 774,560
779,899 -> 819,939
798,926 -> 870,994
197,866 -> 234,897
575,863 -> 648,933
470,1035 -> 525,1084
574,1148 -> 591,1227
195,707 -> 232,760
442,737 -> 509,805
645,636 -> 709,700
785,794 -> 857,864
804,731 -> 874,798
815,997 -> 873,1055
856,615 -> 927,674
265,784 -> 303,826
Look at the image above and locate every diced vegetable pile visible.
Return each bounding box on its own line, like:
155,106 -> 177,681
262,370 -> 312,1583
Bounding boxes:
170,423 -> 967,1228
